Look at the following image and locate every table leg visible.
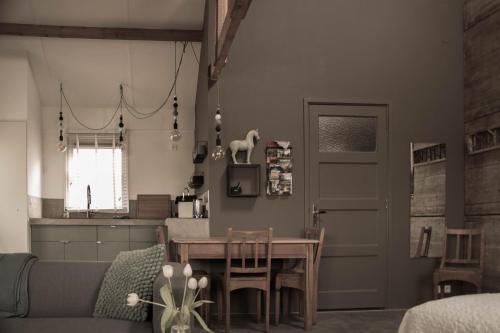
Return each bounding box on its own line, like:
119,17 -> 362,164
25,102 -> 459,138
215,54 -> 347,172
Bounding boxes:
179,244 -> 189,264
304,244 -> 313,330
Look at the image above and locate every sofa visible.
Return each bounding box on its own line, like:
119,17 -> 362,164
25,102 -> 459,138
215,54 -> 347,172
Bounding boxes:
0,260 -> 184,333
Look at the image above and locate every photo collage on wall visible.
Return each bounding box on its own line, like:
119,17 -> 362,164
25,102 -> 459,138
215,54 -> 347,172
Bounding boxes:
266,141 -> 292,196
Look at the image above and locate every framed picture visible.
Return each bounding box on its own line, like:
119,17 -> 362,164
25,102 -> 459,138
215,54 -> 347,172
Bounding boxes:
266,141 -> 293,196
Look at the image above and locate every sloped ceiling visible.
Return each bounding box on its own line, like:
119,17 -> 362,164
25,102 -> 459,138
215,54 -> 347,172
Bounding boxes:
0,0 -> 204,108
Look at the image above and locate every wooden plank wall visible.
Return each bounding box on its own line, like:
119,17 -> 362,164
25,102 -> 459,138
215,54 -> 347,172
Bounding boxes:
464,0 -> 500,291
410,161 -> 446,257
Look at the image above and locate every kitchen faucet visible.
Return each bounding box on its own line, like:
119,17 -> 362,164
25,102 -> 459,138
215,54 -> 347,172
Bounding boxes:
86,185 -> 93,218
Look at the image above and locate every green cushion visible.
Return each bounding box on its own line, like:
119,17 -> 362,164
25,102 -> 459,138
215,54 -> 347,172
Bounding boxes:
93,244 -> 165,321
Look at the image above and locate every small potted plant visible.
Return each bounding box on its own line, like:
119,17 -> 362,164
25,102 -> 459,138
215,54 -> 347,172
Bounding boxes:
127,263 -> 213,333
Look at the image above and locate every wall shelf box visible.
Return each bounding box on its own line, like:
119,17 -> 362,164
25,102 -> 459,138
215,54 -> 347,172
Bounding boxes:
226,164 -> 260,197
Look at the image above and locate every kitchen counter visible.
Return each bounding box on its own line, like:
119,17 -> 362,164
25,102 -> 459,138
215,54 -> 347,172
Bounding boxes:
30,218 -> 164,226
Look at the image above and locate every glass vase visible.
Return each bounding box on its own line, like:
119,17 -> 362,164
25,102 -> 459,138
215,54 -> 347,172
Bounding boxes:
170,325 -> 190,333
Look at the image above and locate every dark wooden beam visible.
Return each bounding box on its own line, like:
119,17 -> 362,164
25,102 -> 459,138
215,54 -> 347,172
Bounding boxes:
210,0 -> 252,80
0,22 -> 202,42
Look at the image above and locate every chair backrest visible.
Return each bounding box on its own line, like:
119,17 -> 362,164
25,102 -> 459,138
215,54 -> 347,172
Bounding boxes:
441,227 -> 484,271
305,227 -> 325,276
225,228 -> 273,276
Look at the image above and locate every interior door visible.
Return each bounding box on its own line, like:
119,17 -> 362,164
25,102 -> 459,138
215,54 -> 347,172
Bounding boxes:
305,100 -> 388,309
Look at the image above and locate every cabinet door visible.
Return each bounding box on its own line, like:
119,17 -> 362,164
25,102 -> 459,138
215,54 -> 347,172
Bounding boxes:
97,242 -> 129,262
64,242 -> 98,261
32,241 -> 64,260
32,226 -> 97,242
130,226 -> 157,242
97,225 -> 129,242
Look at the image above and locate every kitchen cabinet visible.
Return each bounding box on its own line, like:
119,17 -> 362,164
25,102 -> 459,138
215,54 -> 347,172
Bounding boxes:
30,222 -> 160,262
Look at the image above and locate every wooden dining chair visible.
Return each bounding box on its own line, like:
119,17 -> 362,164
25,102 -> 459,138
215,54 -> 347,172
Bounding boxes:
217,228 -> 273,332
433,227 -> 484,299
274,227 -> 325,325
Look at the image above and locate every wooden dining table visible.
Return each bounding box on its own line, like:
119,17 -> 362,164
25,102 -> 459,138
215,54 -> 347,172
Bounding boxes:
171,237 -> 319,331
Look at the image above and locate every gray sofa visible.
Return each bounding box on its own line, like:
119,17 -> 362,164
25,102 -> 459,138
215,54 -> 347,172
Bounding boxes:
0,260 -> 183,333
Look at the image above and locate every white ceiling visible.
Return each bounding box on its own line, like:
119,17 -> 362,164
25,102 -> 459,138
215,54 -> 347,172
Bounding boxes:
0,0 -> 204,108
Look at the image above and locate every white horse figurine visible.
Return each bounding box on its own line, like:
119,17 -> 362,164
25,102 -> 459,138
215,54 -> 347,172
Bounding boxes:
229,129 -> 260,164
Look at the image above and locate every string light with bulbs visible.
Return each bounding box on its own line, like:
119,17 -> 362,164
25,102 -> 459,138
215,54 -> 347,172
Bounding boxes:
55,41 -> 195,152
212,81 -> 225,160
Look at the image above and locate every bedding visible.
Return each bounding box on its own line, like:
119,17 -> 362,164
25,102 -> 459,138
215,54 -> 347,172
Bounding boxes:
398,293 -> 500,333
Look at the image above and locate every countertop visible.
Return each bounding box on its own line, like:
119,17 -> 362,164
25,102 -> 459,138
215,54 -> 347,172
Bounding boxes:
30,218 -> 164,226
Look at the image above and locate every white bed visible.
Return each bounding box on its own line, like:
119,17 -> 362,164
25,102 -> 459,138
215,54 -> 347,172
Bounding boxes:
398,293 -> 500,333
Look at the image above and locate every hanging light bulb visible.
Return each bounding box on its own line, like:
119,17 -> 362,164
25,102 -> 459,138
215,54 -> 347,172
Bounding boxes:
57,84 -> 67,152
211,105 -> 225,160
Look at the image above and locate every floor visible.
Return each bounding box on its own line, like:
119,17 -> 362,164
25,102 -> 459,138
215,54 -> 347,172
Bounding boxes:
204,309 -> 406,333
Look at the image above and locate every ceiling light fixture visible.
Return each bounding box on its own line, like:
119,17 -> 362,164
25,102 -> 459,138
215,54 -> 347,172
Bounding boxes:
57,83 -> 67,152
212,81 -> 225,160
170,41 -> 182,148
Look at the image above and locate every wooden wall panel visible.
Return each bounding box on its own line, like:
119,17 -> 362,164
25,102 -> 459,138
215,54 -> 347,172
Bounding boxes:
411,161 -> 446,216
464,0 -> 500,30
465,148 -> 500,215
464,9 -> 500,122
465,217 -> 500,291
465,0 -> 500,291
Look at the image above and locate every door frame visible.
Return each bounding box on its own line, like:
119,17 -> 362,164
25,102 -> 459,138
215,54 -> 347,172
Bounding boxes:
302,98 -> 392,305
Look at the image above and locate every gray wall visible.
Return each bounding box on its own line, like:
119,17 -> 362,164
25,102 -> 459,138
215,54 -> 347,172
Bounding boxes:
195,0 -> 464,308
464,0 -> 500,291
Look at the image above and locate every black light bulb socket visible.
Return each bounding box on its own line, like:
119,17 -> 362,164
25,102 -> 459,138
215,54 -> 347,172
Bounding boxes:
215,125 -> 221,132
173,121 -> 178,130
59,129 -> 63,142
173,102 -> 178,108
119,132 -> 123,142
59,112 -> 63,121
216,136 -> 221,146
174,96 -> 178,102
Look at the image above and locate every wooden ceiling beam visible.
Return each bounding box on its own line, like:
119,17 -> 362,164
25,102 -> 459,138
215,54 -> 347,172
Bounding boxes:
0,22 -> 203,42
210,0 -> 252,80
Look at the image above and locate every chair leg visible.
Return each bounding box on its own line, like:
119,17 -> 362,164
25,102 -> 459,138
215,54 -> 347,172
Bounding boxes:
282,289 -> 289,318
256,290 -> 262,323
274,288 -> 280,325
217,283 -> 223,324
298,290 -> 304,317
265,289 -> 270,332
225,287 -> 231,333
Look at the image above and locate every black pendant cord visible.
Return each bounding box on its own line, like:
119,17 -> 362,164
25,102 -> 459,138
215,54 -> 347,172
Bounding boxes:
61,84 -> 122,131
59,83 -> 64,142
173,41 -> 179,128
58,41 -> 190,129
122,41 -> 187,119
215,80 -> 222,145
119,85 -> 125,142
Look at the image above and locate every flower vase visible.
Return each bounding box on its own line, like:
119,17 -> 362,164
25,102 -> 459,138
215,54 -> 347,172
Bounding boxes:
170,325 -> 190,333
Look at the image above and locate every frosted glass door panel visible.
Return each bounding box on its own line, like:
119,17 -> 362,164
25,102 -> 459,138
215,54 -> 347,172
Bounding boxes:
318,116 -> 377,152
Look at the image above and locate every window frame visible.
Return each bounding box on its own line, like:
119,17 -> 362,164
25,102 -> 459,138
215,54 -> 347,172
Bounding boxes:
64,133 -> 129,213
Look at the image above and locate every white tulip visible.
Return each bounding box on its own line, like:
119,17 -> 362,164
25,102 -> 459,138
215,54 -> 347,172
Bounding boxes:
198,277 -> 208,289
127,293 -> 140,306
182,264 -> 192,277
163,265 -> 174,278
188,277 -> 198,290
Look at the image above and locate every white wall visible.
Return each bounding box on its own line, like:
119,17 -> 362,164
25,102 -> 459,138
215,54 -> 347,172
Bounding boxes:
42,103 -> 195,200
0,122 -> 29,252
27,63 -> 42,200
0,51 -> 42,251
0,51 -> 28,120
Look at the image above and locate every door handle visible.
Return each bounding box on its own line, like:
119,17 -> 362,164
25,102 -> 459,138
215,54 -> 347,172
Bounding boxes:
312,204 -> 326,226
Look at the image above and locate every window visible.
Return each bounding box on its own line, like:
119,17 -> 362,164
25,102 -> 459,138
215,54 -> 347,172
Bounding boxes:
65,133 -> 128,212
